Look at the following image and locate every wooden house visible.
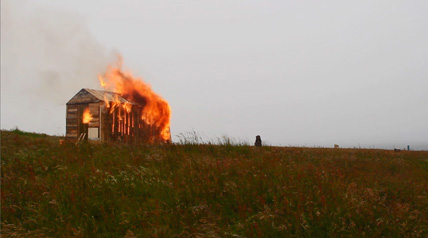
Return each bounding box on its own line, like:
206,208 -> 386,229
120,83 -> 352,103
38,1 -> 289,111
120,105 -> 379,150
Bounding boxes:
66,88 -> 165,143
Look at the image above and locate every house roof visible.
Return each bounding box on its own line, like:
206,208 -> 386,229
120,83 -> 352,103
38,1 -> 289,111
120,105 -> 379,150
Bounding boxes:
84,88 -> 136,104
67,88 -> 138,105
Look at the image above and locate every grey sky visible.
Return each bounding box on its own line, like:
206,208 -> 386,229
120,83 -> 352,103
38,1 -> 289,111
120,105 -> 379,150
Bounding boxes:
2,0 -> 428,149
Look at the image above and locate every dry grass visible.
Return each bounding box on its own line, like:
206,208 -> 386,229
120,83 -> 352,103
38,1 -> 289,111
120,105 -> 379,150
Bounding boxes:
1,129 -> 428,237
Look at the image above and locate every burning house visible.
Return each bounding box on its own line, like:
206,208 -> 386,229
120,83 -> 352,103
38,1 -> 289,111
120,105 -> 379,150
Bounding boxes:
66,88 -> 170,143
66,58 -> 172,143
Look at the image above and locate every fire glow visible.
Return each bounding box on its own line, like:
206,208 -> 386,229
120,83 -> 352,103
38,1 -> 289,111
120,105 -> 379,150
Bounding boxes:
98,58 -> 171,142
82,107 -> 93,124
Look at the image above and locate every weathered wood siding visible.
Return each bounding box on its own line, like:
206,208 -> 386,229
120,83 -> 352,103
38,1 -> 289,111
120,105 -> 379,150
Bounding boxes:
88,103 -> 100,128
66,104 -> 89,138
66,105 -> 78,137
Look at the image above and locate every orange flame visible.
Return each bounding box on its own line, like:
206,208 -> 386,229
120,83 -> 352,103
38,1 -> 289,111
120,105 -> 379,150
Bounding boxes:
122,102 -> 132,113
103,94 -> 110,108
99,75 -> 107,87
99,58 -> 171,141
83,107 -> 93,124
109,94 -> 121,114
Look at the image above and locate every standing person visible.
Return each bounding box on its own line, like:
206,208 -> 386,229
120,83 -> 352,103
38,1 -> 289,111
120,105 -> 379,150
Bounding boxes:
255,135 -> 262,147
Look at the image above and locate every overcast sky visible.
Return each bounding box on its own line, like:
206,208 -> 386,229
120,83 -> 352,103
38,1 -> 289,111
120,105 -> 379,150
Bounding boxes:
2,0 -> 428,149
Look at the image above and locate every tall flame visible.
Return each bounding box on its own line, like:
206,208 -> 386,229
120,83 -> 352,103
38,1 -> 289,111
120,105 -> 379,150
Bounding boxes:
99,58 -> 171,141
83,107 -> 93,124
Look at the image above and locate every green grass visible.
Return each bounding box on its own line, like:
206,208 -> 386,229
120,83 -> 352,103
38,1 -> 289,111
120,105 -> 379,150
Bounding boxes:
8,127 -> 49,138
1,130 -> 428,237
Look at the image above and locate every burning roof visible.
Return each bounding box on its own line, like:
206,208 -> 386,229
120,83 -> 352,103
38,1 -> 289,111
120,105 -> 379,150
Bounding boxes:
67,88 -> 135,105
85,88 -> 137,105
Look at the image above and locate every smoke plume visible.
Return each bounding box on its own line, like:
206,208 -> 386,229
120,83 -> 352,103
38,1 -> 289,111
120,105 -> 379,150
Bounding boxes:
1,0 -> 115,134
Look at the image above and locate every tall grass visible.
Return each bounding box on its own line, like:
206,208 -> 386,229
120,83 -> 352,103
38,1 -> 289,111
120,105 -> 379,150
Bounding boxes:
1,130 -> 428,237
175,130 -> 249,146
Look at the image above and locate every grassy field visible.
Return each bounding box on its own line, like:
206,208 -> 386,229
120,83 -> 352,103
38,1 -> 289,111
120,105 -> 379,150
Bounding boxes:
1,130 -> 428,237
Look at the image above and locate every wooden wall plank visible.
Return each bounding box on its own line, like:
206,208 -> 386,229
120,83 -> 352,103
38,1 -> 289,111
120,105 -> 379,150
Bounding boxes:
67,114 -> 78,119
66,105 -> 78,138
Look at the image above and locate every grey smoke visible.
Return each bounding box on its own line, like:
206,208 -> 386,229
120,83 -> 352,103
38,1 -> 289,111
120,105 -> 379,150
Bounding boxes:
1,0 -> 115,134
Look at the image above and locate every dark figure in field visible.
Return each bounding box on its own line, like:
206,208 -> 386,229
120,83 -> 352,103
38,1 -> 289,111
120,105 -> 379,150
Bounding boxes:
255,135 -> 262,147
